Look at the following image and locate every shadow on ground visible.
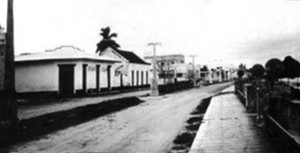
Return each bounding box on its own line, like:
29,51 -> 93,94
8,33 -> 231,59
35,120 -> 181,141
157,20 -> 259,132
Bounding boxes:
1,96 -> 144,147
169,97 -> 212,153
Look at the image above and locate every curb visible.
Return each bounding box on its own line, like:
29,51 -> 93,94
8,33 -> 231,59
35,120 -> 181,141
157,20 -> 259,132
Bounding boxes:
265,114 -> 300,152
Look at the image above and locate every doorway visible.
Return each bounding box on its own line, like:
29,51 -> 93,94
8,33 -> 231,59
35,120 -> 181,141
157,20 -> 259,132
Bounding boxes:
58,64 -> 75,96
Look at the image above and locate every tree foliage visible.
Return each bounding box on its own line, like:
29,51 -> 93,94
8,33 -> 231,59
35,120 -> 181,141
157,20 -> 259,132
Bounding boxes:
237,70 -> 244,78
200,65 -> 209,77
96,27 -> 120,54
265,58 -> 284,80
200,65 -> 209,72
283,56 -> 300,79
156,60 -> 174,84
239,63 -> 247,70
250,64 -> 265,79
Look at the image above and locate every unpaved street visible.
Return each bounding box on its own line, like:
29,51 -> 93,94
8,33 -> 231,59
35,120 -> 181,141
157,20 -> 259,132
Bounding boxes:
7,82 -> 232,153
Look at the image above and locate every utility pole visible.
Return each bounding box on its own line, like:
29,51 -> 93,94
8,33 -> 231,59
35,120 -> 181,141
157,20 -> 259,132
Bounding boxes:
148,42 -> 161,96
189,55 -> 197,86
0,0 -> 18,131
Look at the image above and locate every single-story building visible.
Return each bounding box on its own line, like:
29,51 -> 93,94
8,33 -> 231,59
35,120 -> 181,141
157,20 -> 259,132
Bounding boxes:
100,47 -> 151,87
15,46 -> 121,96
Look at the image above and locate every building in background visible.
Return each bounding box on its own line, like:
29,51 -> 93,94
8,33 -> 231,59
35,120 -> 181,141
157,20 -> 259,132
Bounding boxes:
144,54 -> 185,65
100,47 -> 151,88
15,46 -> 120,96
144,54 -> 191,84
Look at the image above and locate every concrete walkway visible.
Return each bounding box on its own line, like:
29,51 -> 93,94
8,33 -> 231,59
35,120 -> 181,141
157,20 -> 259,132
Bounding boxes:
189,86 -> 278,153
18,89 -> 150,120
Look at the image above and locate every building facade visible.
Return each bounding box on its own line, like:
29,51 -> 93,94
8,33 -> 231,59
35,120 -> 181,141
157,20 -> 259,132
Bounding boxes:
144,54 -> 191,84
100,47 -> 151,87
15,46 -> 120,96
144,54 -> 185,65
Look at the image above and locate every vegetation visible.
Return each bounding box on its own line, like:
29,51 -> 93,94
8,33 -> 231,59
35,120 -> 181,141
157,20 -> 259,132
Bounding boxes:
96,26 -> 120,54
156,60 -> 174,84
265,58 -> 284,81
235,55 -> 300,135
283,56 -> 300,79
237,70 -> 244,78
250,64 -> 265,79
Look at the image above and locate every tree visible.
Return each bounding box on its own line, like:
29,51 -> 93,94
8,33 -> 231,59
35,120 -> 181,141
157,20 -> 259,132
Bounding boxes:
250,64 -> 265,79
239,63 -> 247,70
200,65 -> 209,78
237,70 -> 244,78
283,56 -> 299,79
156,60 -> 174,84
96,27 -> 120,54
265,58 -> 284,81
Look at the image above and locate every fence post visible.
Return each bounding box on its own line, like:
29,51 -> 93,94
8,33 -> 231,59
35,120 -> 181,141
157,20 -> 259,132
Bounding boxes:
256,85 -> 261,120
244,84 -> 249,108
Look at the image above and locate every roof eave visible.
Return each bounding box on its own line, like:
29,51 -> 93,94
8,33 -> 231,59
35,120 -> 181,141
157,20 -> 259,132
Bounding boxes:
15,58 -> 121,64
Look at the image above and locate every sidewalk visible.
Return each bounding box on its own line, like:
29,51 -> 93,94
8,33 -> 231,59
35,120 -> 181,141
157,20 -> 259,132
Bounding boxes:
189,86 -> 279,153
18,89 -> 150,120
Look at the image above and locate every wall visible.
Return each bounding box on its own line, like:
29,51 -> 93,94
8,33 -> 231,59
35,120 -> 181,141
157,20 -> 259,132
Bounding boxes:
60,60 -> 114,91
101,48 -> 151,87
16,61 -> 58,93
101,48 -> 128,87
15,60 -> 116,94
127,63 -> 150,86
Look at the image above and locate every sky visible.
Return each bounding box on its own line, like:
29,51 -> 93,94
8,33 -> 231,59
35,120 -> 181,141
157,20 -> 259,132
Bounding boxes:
1,0 -> 300,68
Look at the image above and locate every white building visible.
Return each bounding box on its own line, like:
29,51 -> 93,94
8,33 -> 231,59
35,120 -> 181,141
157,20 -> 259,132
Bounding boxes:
100,47 -> 151,87
144,54 -> 192,84
15,46 -> 120,96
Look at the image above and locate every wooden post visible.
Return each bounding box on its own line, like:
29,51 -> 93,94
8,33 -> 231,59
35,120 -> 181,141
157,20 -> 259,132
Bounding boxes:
256,83 -> 261,120
148,43 -> 160,96
5,0 -> 17,122
244,85 -> 249,108
107,65 -> 111,90
0,0 -> 18,139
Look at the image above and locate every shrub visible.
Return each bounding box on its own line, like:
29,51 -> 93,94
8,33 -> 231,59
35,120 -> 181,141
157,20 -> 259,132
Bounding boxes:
265,58 -> 284,80
251,64 -> 265,79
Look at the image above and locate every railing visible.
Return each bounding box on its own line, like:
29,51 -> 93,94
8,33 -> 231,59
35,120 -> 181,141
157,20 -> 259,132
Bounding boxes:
235,79 -> 300,151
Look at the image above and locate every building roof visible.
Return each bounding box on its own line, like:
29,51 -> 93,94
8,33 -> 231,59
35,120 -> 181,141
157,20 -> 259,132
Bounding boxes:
114,49 -> 150,65
15,46 -> 121,63
144,54 -> 185,59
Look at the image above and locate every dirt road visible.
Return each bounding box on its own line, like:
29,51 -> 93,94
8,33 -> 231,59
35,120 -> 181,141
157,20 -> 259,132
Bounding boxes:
6,82 -> 232,153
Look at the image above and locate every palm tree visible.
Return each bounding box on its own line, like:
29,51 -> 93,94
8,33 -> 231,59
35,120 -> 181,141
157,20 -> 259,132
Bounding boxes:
96,27 -> 120,54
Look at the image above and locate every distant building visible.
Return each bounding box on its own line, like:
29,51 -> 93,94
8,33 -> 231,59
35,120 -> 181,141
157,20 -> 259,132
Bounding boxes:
15,46 -> 120,96
143,54 -> 191,84
144,54 -> 185,65
100,47 -> 151,87
0,25 -> 5,90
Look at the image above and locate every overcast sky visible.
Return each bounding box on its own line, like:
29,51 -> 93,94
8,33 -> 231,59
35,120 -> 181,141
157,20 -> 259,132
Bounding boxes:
1,0 -> 300,68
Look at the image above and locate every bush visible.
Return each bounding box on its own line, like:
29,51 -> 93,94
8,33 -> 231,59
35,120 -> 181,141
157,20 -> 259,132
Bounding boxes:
237,70 -> 244,78
251,64 -> 265,79
265,58 -> 284,80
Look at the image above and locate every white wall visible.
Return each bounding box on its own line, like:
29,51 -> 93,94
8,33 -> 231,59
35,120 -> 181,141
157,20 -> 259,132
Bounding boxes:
102,48 -> 151,87
16,62 -> 58,93
16,60 -> 117,93
127,63 -> 150,86
71,61 -> 114,90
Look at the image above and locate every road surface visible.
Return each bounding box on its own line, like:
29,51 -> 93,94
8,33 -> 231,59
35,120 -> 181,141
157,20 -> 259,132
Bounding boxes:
6,82 -> 232,153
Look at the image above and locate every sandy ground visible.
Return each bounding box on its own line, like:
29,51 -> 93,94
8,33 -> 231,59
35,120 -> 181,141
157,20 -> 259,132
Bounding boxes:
7,82 -> 232,153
